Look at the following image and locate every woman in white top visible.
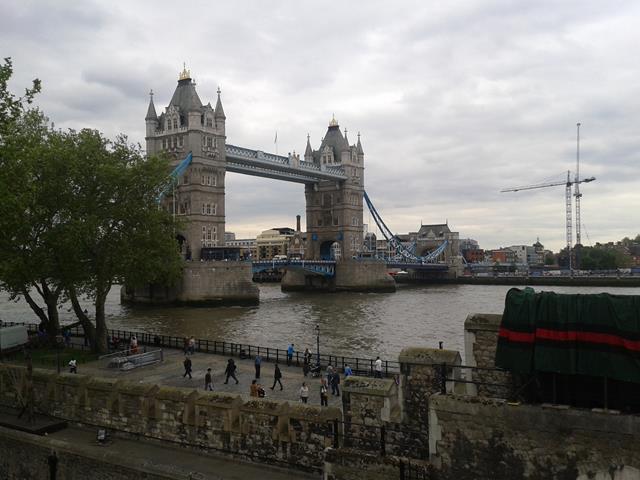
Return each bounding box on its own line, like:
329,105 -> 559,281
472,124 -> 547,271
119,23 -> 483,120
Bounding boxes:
299,382 -> 309,403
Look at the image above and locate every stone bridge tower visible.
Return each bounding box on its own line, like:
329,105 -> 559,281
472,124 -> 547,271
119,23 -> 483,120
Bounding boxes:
145,66 -> 227,261
304,117 -> 365,260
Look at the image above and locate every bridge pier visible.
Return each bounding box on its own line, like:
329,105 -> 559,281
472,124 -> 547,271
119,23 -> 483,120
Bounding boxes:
121,261 -> 259,306
281,259 -> 395,293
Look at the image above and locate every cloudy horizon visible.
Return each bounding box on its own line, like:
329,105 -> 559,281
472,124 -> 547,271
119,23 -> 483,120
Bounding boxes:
3,0 -> 639,252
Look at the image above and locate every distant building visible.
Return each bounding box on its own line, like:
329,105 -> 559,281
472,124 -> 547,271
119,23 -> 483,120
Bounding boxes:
255,227 -> 295,260
224,232 -> 236,242
490,248 -> 516,264
225,237 -> 255,259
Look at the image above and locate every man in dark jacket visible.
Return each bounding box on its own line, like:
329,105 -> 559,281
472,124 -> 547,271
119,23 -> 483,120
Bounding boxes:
270,363 -> 283,390
224,358 -> 239,384
182,357 -> 192,379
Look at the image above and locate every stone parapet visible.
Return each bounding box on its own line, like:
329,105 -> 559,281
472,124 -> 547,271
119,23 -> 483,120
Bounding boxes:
429,393 -> 640,478
343,376 -> 399,425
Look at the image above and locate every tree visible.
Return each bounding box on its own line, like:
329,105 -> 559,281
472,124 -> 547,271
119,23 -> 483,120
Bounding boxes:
0,58 -> 64,337
0,60 -> 182,352
52,130 -> 183,352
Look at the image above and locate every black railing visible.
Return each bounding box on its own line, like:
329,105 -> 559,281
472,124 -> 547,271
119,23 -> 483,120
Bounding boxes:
6,322 -> 400,377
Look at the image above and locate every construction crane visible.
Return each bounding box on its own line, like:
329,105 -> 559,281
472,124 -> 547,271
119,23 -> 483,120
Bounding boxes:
500,125 -> 595,272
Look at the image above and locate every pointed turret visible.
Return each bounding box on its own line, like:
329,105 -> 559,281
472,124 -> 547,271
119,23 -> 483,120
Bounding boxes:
215,87 -> 226,119
344,128 -> 349,145
145,90 -> 158,121
304,133 -> 313,161
356,132 -> 364,155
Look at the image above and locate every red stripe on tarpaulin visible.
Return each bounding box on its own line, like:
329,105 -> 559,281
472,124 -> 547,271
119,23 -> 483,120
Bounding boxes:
535,328 -> 640,352
498,328 -> 535,343
499,327 -> 640,352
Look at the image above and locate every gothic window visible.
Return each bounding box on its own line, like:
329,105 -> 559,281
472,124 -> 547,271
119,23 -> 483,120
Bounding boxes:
202,203 -> 206,215
212,204 -> 217,215
172,137 -> 177,148
206,175 -> 211,186
212,174 -> 217,186
206,204 -> 211,215
352,216 -> 358,226
207,228 -> 212,242
206,118 -> 213,127
167,119 -> 171,130
201,174 -> 205,185
162,139 -> 167,150
173,118 -> 178,129
201,226 -> 206,242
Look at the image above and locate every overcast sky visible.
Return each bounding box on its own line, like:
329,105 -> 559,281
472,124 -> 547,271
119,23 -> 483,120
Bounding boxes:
3,0 -> 639,251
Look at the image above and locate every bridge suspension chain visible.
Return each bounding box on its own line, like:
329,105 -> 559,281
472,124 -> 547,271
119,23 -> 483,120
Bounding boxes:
363,191 -> 447,263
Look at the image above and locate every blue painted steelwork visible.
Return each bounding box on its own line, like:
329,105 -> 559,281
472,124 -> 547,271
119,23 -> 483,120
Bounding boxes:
363,191 -> 448,263
157,152 -> 193,202
252,259 -> 336,277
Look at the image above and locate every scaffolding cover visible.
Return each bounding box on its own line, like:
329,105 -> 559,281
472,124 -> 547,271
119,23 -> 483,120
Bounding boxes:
495,288 -> 640,383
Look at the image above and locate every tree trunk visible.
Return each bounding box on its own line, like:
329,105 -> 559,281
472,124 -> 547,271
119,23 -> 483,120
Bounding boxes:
94,287 -> 109,354
67,287 -> 96,348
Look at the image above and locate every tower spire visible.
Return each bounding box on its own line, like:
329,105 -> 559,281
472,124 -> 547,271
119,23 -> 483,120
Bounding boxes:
215,86 -> 226,119
145,89 -> 158,121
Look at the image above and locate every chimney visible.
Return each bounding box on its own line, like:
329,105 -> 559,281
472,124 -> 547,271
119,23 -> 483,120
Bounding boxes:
296,215 -> 301,232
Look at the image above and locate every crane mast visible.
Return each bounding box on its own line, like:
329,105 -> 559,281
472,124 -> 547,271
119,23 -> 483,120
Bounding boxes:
500,126 -> 596,273
574,123 -> 582,246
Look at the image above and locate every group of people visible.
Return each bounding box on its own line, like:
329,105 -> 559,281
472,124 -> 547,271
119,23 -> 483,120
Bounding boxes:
183,336 -> 196,355
180,341 -> 384,407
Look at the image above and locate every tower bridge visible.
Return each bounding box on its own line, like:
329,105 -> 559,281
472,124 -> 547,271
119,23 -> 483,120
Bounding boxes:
123,66 -> 453,306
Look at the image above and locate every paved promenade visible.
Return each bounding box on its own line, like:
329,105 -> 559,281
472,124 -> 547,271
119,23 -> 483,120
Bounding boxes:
77,346 -> 343,408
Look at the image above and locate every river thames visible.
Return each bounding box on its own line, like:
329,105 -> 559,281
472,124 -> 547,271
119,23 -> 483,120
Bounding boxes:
2,283 -> 639,360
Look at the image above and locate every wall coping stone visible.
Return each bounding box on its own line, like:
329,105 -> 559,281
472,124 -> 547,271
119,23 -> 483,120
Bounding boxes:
399,347 -> 461,365
287,403 -> 341,421
240,398 -> 289,415
154,386 -> 198,401
464,313 -> 502,332
117,382 -> 159,397
85,376 -> 121,392
343,376 -> 396,396
55,373 -> 89,388
195,391 -> 242,409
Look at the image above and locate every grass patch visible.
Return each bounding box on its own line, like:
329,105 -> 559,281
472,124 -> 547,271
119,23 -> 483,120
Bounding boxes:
3,347 -> 100,369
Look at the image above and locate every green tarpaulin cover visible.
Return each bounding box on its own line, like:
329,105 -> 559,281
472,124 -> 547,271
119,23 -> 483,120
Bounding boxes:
495,288 -> 640,384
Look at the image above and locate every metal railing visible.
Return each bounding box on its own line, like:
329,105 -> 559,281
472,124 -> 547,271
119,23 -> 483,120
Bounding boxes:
7,322 -> 400,377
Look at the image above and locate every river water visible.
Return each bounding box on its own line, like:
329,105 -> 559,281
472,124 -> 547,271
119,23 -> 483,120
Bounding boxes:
2,283 -> 639,360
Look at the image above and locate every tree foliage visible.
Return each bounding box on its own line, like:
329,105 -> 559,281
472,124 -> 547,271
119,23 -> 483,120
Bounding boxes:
0,59 -> 183,352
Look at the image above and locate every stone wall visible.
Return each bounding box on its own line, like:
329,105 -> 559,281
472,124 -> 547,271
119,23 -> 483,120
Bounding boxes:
282,260 -> 396,293
429,394 -> 640,479
0,425 -> 180,480
0,365 -> 338,472
463,313 -> 512,398
122,260 -> 259,306
334,260 -> 396,292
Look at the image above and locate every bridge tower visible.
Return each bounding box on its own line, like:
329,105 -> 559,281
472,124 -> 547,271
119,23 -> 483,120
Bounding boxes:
145,66 -> 227,261
304,117 -> 365,260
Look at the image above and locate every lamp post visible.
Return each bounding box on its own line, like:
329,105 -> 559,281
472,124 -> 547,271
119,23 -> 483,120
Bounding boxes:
55,334 -> 63,374
315,324 -> 320,367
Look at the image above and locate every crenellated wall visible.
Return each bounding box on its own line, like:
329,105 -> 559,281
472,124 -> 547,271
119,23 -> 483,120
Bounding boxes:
0,365 -> 338,472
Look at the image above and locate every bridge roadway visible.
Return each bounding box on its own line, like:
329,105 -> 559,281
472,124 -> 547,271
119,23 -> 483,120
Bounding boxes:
225,144 -> 347,184
252,259 -> 449,277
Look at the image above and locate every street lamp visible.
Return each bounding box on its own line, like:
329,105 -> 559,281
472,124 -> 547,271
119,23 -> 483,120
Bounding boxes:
315,324 -> 320,367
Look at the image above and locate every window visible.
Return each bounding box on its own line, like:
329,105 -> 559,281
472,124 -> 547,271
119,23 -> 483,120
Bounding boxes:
206,175 -> 211,186
317,218 -> 322,227
162,139 -> 167,150
178,136 -> 183,147
206,118 -> 213,127
202,204 -> 206,215
173,118 -> 178,129
207,137 -> 212,147
201,175 -> 205,185
172,137 -> 177,148
167,119 -> 171,130
333,216 -> 339,226
212,174 -> 217,186
212,204 -> 217,215
206,204 -> 211,215
352,216 -> 358,226
201,226 -> 206,242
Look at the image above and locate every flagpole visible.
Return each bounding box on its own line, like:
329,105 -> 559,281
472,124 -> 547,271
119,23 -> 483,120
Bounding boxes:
274,131 -> 278,155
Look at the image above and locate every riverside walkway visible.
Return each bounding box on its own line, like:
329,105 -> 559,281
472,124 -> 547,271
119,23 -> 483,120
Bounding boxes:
78,345 -> 344,408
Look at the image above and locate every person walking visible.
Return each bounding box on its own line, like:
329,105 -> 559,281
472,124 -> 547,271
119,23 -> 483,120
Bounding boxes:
330,371 -> 340,396
320,378 -> 328,406
204,368 -> 213,391
374,356 -> 383,378
183,357 -> 192,379
286,343 -> 295,366
344,364 -> 353,377
188,336 -> 196,355
299,382 -> 309,403
254,354 -> 262,379
183,337 -> 189,355
270,363 -> 283,391
224,358 -> 239,384
68,359 -> 77,374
